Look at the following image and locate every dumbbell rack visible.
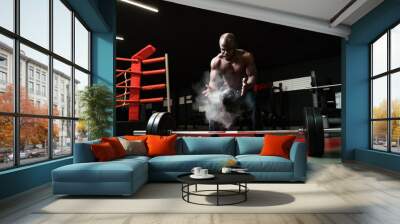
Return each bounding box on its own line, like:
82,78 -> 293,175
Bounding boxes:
115,45 -> 171,121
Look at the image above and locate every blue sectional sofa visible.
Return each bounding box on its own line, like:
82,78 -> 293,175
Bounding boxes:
52,137 -> 307,196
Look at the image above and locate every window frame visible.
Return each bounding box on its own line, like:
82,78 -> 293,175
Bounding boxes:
370,20 -> 400,154
0,0 -> 92,171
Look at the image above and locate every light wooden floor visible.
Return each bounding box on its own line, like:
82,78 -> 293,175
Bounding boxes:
1,157 -> 400,224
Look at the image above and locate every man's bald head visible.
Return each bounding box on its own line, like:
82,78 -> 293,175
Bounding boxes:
219,33 -> 237,48
219,33 -> 237,59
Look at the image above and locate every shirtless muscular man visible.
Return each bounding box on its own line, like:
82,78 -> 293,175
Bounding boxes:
203,33 -> 257,130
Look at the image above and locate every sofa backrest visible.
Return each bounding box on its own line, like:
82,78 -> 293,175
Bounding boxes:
74,139 -> 100,163
177,137 -> 236,155
235,137 -> 263,155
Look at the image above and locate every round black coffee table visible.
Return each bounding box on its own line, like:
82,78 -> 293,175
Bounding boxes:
177,173 -> 255,206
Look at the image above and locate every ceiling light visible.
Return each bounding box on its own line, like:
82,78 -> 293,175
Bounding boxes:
116,36 -> 124,41
118,0 -> 159,13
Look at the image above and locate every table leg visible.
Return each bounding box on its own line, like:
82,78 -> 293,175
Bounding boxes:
195,184 -> 197,192
187,184 -> 190,202
245,183 -> 247,201
217,184 -> 219,206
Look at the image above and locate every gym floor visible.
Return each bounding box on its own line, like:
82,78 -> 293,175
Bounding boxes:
3,156 -> 400,224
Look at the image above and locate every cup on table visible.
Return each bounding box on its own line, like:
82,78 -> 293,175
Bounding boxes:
191,167 -> 202,176
200,169 -> 208,176
221,167 -> 232,174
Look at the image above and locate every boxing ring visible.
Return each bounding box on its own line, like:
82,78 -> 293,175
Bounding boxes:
115,45 -> 171,121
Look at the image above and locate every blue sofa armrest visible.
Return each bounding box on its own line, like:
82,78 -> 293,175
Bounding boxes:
73,140 -> 100,163
289,142 -> 307,181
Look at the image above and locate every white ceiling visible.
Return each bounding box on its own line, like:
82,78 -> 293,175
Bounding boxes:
163,0 -> 384,38
226,0 -> 352,22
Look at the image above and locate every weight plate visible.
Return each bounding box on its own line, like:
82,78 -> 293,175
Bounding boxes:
146,112 -> 175,135
312,109 -> 324,157
151,112 -> 165,135
159,113 -> 175,135
304,107 -> 315,156
146,112 -> 159,134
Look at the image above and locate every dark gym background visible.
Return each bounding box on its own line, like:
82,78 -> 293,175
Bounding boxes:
116,0 -> 341,135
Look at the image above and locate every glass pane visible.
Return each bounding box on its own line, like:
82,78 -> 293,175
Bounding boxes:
372,33 -> 387,76
74,69 -> 89,118
372,121 -> 388,151
20,44 -> 49,115
74,18 -> 89,70
53,119 -> 72,157
75,120 -> 88,143
0,34 -> 14,112
53,0 -> 72,60
372,76 -> 387,119
20,117 -> 49,165
53,59 -> 72,117
0,116 -> 14,170
0,0 -> 14,31
391,72 -> 400,118
20,0 -> 49,49
391,120 -> 400,153
391,24 -> 400,70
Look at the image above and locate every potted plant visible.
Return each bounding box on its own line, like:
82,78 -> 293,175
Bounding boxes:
79,84 -> 113,140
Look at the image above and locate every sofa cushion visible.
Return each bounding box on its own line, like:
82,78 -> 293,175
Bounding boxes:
101,137 -> 127,158
236,155 -> 293,172
179,137 -> 235,155
236,137 -> 263,155
147,134 -> 177,157
53,159 -> 147,183
260,135 -> 296,159
149,154 -> 235,172
118,138 -> 147,156
91,142 -> 118,161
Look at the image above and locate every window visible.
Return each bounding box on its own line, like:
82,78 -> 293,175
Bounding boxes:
371,23 -> 400,153
53,119 -> 72,158
0,34 -> 13,113
28,67 -> 34,80
74,69 -> 89,118
35,70 -> 41,81
20,0 -> 49,49
0,0 -> 91,170
0,116 -> 13,170
74,17 -> 90,70
28,81 -> 34,94
53,0 -> 72,60
0,71 -> 6,85
0,55 -> 7,67
53,59 -> 72,117
0,0 -> 14,32
42,85 -> 46,97
36,84 -> 40,95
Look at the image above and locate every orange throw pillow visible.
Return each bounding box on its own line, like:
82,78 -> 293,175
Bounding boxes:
101,137 -> 126,158
124,135 -> 148,141
91,142 -> 117,161
259,134 -> 296,159
146,134 -> 177,157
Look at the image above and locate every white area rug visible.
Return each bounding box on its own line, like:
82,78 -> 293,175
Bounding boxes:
38,183 -> 361,214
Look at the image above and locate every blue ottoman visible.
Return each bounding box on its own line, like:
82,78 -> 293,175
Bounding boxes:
52,158 -> 148,196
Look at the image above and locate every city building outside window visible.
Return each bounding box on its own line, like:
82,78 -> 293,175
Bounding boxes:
371,22 -> 400,154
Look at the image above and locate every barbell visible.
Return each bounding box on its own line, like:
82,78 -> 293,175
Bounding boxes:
138,108 -> 341,157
